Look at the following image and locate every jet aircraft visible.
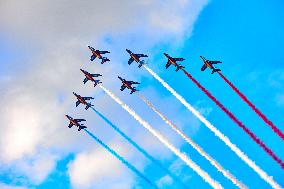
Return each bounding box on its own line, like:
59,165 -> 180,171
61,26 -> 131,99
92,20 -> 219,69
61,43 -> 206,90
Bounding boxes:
65,115 -> 87,131
88,46 -> 110,64
118,76 -> 140,94
200,56 -> 221,74
164,53 -> 185,72
73,92 -> 94,110
80,69 -> 102,87
126,49 -> 148,68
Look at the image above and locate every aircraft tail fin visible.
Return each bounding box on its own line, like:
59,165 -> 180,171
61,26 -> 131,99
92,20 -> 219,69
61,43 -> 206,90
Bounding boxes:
175,65 -> 185,72
101,57 -> 110,64
94,80 -> 102,87
211,69 -> 221,74
78,125 -> 87,131
130,89 -> 138,94
85,103 -> 93,110
138,60 -> 146,68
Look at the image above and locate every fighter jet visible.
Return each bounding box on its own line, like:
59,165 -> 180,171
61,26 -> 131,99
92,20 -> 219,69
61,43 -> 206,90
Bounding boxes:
65,115 -> 87,131
164,53 -> 185,72
88,46 -> 110,64
200,56 -> 221,74
126,49 -> 148,68
118,76 -> 140,94
73,92 -> 94,110
80,69 -> 102,87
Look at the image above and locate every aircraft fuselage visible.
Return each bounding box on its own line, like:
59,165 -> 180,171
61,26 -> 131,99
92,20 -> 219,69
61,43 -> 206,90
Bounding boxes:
165,54 -> 178,67
85,73 -> 95,82
123,81 -> 132,90
205,61 -> 214,69
92,50 -> 103,59
130,54 -> 140,62
78,96 -> 87,105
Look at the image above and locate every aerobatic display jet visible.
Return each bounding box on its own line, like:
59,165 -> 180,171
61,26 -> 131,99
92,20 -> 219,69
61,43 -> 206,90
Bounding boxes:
73,92 -> 94,110
80,69 -> 102,87
164,53 -> 185,72
200,56 -> 221,74
65,115 -> 87,131
118,76 -> 140,94
126,49 -> 148,68
88,46 -> 110,64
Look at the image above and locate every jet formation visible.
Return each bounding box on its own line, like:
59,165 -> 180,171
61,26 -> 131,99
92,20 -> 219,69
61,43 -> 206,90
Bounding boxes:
126,49 -> 148,68
67,46 -> 222,131
118,76 -> 140,94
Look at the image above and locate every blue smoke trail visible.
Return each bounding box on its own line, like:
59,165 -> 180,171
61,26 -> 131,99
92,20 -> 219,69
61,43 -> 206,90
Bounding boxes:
90,107 -> 187,188
84,129 -> 158,189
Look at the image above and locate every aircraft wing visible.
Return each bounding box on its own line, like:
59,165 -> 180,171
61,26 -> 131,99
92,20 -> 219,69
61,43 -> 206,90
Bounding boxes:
83,97 -> 94,100
129,81 -> 140,84
165,61 -> 171,69
201,64 -> 207,71
120,85 -> 126,91
90,55 -> 96,61
76,101 -> 81,107
92,74 -> 102,77
128,58 -> 134,65
75,119 -> 86,122
173,58 -> 185,61
83,78 -> 89,84
136,54 -> 148,58
68,123 -> 73,128
99,50 -> 110,54
209,61 -> 222,64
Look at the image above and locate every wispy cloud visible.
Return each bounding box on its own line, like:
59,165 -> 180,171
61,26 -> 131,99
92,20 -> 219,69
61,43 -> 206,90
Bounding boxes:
0,0 -> 208,187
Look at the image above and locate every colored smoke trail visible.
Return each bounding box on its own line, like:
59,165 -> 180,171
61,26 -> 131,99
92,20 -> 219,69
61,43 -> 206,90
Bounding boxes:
218,72 -> 284,141
137,92 -> 247,189
143,65 -> 282,189
90,107 -> 187,188
183,69 -> 284,169
99,84 -> 223,189
84,129 -> 158,189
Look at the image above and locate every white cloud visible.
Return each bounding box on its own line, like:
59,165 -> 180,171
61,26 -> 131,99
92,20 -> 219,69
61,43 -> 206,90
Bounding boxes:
157,175 -> 173,188
0,183 -> 27,189
0,0 -> 208,187
194,100 -> 213,117
68,142 -> 135,189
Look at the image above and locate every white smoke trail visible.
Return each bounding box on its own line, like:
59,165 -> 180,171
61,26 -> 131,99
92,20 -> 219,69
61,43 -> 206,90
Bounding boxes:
143,65 -> 282,189
137,92 -> 247,189
99,85 -> 223,189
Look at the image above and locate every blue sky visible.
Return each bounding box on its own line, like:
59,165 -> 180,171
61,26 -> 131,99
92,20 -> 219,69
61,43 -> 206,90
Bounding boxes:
0,0 -> 284,188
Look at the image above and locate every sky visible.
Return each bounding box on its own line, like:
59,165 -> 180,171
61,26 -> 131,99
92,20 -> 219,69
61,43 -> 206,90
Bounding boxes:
0,0 -> 284,188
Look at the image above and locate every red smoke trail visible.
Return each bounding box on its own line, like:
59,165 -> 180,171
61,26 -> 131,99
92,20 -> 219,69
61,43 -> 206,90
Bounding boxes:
182,70 -> 284,169
218,72 -> 284,141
